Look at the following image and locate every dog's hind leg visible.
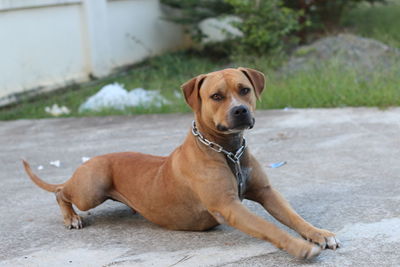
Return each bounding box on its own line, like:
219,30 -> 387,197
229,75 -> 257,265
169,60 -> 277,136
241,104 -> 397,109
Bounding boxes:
56,190 -> 83,229
53,159 -> 113,229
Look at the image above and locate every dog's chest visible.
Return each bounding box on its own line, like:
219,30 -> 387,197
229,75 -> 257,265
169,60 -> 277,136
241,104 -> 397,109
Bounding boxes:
226,157 -> 252,197
241,166 -> 252,184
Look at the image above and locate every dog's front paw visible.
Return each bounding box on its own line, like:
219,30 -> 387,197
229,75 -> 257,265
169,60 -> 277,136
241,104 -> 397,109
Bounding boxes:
64,214 -> 83,229
286,238 -> 321,259
302,228 -> 340,250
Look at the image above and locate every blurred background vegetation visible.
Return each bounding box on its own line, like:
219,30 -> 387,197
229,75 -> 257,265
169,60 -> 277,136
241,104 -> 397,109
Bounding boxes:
1,0 -> 399,120
161,0 -> 385,54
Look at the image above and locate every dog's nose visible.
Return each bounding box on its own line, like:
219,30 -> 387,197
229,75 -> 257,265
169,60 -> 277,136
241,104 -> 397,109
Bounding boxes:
231,105 -> 249,117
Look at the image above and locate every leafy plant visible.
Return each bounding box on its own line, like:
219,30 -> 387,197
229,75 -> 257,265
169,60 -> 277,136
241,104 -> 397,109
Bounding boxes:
284,0 -> 387,41
162,0 -> 301,55
226,0 -> 300,55
161,0 -> 388,53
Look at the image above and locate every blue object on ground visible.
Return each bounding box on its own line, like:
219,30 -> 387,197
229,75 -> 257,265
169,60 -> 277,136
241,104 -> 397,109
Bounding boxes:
268,161 -> 287,168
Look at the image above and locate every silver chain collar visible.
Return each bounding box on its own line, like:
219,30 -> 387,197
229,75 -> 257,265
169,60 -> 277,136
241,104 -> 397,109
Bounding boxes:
191,120 -> 247,197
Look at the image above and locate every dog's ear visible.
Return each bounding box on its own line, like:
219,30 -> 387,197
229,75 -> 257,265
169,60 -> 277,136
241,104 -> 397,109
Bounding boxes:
181,74 -> 206,110
238,67 -> 265,100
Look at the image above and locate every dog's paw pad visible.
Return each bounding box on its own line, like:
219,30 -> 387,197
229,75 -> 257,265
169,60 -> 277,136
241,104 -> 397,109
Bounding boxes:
303,229 -> 340,250
64,215 -> 83,229
287,238 -> 321,260
305,246 -> 321,259
326,236 -> 340,250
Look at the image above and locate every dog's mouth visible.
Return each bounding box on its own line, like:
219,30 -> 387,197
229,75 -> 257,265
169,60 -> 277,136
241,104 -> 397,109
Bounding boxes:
217,118 -> 255,133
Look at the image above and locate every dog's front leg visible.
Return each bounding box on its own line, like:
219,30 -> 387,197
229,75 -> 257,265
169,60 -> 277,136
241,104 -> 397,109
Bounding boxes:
207,197 -> 322,259
245,156 -> 340,250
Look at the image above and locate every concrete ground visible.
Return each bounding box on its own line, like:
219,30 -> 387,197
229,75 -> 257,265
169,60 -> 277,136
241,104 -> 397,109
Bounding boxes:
1,108 -> 399,266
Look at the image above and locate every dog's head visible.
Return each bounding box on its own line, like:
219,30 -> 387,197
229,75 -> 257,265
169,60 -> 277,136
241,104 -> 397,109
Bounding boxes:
181,67 -> 265,133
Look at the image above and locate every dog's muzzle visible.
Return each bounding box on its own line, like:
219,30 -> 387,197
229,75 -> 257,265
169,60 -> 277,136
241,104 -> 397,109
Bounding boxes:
217,105 -> 255,132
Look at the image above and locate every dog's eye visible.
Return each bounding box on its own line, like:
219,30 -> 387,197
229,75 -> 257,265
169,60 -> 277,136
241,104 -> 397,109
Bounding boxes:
211,93 -> 223,101
240,88 -> 250,96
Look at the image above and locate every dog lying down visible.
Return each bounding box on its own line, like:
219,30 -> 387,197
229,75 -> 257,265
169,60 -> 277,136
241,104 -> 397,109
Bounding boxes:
23,67 -> 340,259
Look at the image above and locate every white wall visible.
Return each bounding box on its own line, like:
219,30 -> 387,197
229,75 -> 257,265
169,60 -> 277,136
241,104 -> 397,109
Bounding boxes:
0,0 -> 186,106
107,0 -> 184,68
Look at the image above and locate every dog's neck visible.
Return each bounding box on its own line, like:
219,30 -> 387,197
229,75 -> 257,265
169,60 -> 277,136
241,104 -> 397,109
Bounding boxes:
194,119 -> 244,153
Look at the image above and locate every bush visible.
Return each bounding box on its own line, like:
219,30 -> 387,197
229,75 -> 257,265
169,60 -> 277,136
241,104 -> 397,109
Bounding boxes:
289,0 -> 386,27
162,0 -> 300,56
161,0 -> 386,56
226,0 -> 300,55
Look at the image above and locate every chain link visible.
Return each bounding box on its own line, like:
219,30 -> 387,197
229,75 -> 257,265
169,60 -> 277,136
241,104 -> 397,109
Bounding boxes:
192,120 -> 247,197
191,121 -> 246,164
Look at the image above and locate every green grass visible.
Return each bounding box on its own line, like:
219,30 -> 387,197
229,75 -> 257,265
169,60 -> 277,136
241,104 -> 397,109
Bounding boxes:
261,63 -> 400,109
342,0 -> 400,48
233,54 -> 400,109
1,2 -> 400,120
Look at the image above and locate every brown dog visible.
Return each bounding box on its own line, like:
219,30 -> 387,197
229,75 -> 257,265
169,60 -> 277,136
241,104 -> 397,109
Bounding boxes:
23,67 -> 339,259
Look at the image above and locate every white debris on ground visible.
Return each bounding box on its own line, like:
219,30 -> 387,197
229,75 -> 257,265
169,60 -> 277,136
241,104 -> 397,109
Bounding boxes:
44,104 -> 70,116
81,157 -> 90,163
49,160 -> 61,168
129,88 -> 169,107
37,165 -> 44,170
79,83 -> 169,112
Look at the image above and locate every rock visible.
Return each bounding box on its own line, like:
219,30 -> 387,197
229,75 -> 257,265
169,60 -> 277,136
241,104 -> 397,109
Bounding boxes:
198,15 -> 243,44
281,34 -> 400,75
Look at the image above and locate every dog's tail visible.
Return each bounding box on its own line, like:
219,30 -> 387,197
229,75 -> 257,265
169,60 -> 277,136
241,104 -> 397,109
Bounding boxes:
22,160 -> 63,192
